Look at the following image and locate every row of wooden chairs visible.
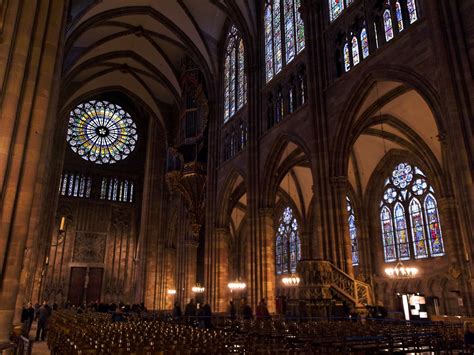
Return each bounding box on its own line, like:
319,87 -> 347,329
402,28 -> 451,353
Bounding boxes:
46,311 -> 465,354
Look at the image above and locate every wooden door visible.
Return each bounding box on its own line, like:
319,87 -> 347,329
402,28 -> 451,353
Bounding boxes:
68,267 -> 86,305
86,267 -> 103,303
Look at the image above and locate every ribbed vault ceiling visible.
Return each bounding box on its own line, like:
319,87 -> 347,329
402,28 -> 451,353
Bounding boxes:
62,0 -> 257,133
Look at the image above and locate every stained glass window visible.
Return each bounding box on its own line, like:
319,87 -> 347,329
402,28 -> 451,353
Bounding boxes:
224,26 -> 247,123
361,28 -> 369,59
381,206 -> 397,262
383,9 -> 394,42
67,100 -> 137,164
265,0 -> 305,82
265,2 -> 274,82
409,198 -> 428,258
425,194 -> 445,256
374,22 -> 380,49
346,196 -> 359,266
329,0 -> 344,22
407,0 -> 418,24
343,43 -> 350,72
380,163 -> 445,262
276,206 -> 301,275
395,1 -> 404,32
351,36 -> 360,66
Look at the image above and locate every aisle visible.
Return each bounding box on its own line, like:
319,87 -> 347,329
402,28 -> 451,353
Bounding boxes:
29,323 -> 50,354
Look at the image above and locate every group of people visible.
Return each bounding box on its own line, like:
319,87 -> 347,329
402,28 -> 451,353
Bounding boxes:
20,301 -> 53,341
171,298 -> 271,328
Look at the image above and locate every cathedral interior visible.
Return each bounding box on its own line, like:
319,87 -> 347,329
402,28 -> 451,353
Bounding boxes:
0,0 -> 473,352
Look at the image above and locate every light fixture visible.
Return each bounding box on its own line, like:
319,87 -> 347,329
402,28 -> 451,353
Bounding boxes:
167,289 -> 177,295
282,274 -> 300,287
385,261 -> 418,278
228,279 -> 246,292
191,283 -> 205,294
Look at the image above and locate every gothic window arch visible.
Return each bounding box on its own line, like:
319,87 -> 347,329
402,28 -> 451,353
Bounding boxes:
346,196 -> 359,266
351,36 -> 360,66
343,42 -> 350,72
265,0 -> 305,82
380,163 -> 445,263
276,206 -> 301,275
383,9 -> 394,42
224,25 -> 247,123
395,1 -> 404,32
407,0 -> 418,24
329,0 -> 354,22
361,28 -> 370,59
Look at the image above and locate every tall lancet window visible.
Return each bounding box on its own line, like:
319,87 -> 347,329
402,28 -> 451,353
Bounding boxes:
265,0 -> 305,82
224,25 -> 247,123
383,9 -> 394,42
346,196 -> 359,266
276,206 -> 301,275
351,36 -> 360,66
407,0 -> 418,24
361,28 -> 370,59
395,1 -> 404,32
380,163 -> 445,262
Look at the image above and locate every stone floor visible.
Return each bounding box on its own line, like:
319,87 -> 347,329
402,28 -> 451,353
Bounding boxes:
29,324 -> 50,354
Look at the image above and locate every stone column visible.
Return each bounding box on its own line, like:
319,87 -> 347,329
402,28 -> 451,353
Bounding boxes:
210,228 -> 229,312
330,177 -> 354,277
163,248 -> 176,310
259,208 -> 276,313
184,233 -> 199,304
0,0 -> 66,342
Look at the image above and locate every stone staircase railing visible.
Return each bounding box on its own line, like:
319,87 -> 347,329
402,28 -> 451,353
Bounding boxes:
296,260 -> 373,308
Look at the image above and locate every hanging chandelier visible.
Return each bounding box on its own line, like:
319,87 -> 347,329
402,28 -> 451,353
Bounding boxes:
282,274 -> 300,287
167,289 -> 177,295
385,261 -> 419,279
192,284 -> 205,293
228,279 -> 247,292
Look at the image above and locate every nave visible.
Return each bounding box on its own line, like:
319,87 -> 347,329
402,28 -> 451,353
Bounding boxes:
0,0 -> 473,353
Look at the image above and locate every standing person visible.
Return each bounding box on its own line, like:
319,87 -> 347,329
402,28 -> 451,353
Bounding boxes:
184,299 -> 197,325
256,299 -> 271,320
35,301 -> 52,341
21,302 -> 35,337
228,301 -> 236,320
173,301 -> 182,320
202,303 -> 212,329
241,298 -> 253,320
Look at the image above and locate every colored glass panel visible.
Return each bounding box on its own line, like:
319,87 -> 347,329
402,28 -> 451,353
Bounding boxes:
237,39 -> 245,109
295,0 -> 305,53
284,0 -> 296,63
409,198 -> 428,258
381,206 -> 397,262
343,43 -> 350,72
374,22 -> 380,49
407,0 -> 418,24
273,0 -> 283,74
396,1 -> 404,32
383,9 -> 394,42
361,28 -> 369,59
276,206 -> 301,275
67,100 -> 138,164
425,194 -> 445,256
352,36 -> 360,66
346,196 -> 359,266
394,203 -> 410,260
265,2 -> 274,82
224,54 -> 230,121
329,0 -> 344,22
229,42 -> 236,117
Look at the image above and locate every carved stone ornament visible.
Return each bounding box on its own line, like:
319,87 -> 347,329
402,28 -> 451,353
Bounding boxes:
448,264 -> 462,280
73,232 -> 106,263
